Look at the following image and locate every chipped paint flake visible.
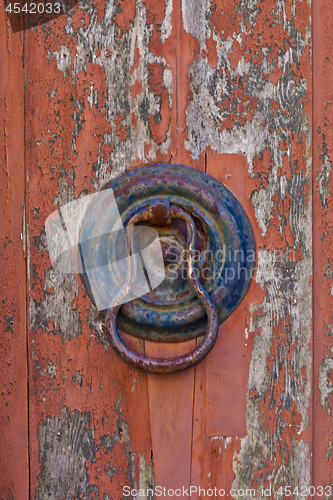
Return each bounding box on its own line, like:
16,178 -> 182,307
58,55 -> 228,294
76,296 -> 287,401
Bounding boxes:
67,0 -> 173,187
49,45 -> 72,76
36,407 -> 96,500
185,51 -> 268,163
319,348 -> 333,415
316,154 -> 332,209
161,0 -> 173,43
135,455 -> 155,500
182,0 -> 211,50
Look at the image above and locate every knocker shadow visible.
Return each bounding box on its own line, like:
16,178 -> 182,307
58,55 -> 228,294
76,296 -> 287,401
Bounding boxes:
5,0 -> 80,32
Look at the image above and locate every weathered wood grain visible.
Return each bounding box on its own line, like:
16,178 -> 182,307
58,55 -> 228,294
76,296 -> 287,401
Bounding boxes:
147,342 -> 195,494
205,153 -> 251,439
313,0 -> 333,491
1,0 -> 318,497
0,7 -> 29,499
24,0 -> 170,497
186,1 -> 313,496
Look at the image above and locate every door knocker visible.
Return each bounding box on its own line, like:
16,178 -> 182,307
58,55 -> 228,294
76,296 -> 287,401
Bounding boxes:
78,164 -> 255,374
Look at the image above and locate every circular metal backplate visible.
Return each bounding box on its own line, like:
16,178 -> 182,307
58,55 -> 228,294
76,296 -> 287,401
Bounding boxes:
79,164 -> 256,342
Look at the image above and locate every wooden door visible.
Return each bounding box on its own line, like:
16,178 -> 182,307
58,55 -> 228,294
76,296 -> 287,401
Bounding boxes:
1,0 -> 333,498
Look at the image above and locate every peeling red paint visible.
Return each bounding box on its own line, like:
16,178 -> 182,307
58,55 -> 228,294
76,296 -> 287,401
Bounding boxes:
0,9 -> 29,498
0,0 -> 322,496
313,0 -> 333,490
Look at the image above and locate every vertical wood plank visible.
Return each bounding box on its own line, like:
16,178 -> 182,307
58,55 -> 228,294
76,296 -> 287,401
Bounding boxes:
313,0 -> 333,489
11,0 -> 315,495
205,153 -> 256,438
205,323 -> 247,438
145,0 -> 200,494
187,0 -> 313,496
147,343 -> 195,494
23,0 -> 174,495
191,358 -> 210,494
0,9 -> 29,499
172,0 -> 205,170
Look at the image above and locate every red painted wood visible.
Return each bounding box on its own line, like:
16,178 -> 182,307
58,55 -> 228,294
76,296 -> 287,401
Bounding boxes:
313,0 -> 333,488
205,323 -> 247,437
187,0 -> 313,493
205,154 -> 251,438
173,0 -> 206,170
188,153 -> 261,497
23,4 -> 157,497
191,357 -> 210,493
141,0 -> 204,493
0,9 -> 29,498
147,342 -> 195,494
0,0 -> 317,496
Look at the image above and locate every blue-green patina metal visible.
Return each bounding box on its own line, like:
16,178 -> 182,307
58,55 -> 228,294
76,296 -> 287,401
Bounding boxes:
79,163 -> 255,343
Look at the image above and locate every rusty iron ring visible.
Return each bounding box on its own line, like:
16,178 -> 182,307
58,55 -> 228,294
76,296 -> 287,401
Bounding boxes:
105,204 -> 220,374
79,164 -> 256,343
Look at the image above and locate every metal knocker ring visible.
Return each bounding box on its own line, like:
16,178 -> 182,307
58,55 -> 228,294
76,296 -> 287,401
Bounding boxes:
79,164 -> 256,374
105,204 -> 220,374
